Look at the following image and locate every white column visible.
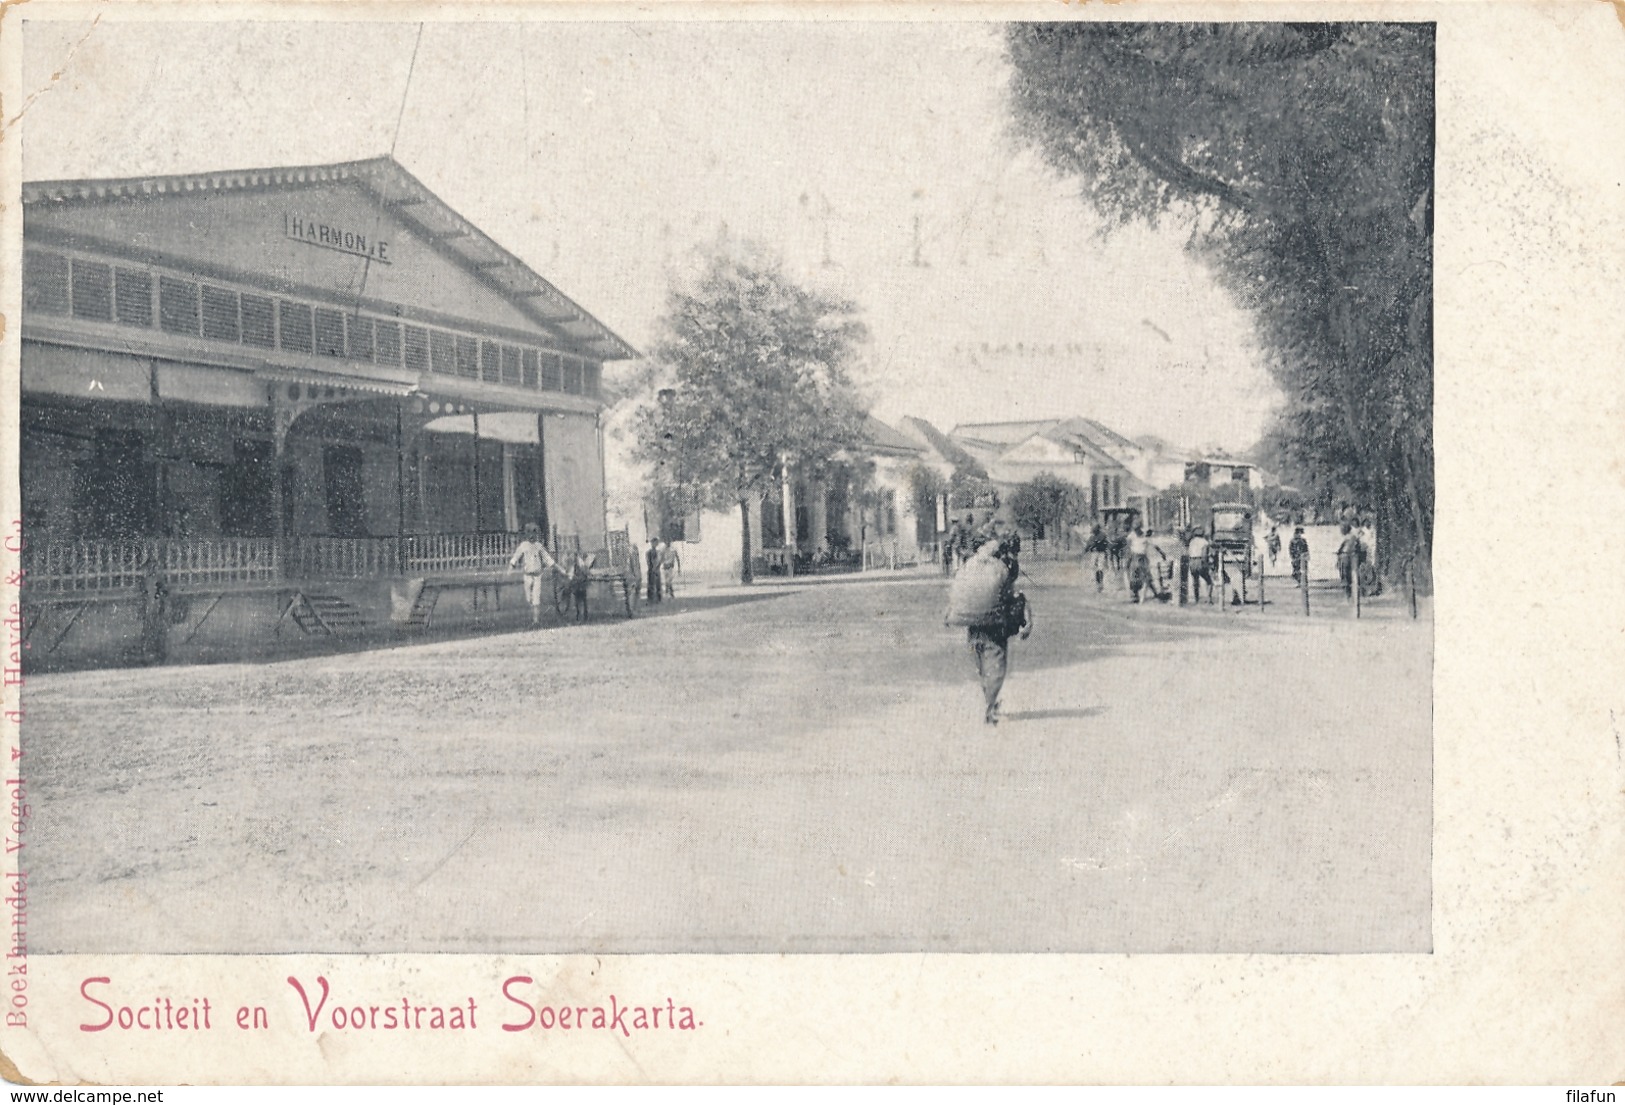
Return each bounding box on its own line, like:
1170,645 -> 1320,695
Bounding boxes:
780,458 -> 797,579
809,479 -> 828,555
501,444 -> 519,532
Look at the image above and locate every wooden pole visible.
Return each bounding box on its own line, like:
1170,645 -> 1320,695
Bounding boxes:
471,410 -> 483,535
394,400 -> 406,574
1302,552 -> 1311,616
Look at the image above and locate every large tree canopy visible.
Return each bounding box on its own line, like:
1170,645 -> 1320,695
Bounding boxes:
634,249 -> 870,582
1005,22 -> 1433,577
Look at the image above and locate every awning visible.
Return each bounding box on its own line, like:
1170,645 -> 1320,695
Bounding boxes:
258,365 -> 416,398
22,343 -> 153,403
157,362 -> 265,408
422,410 -> 544,444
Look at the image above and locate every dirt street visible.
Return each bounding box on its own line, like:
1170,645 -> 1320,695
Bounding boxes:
23,562 -> 1431,953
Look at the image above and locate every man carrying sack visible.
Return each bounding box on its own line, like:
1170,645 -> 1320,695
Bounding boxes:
945,515 -> 1033,726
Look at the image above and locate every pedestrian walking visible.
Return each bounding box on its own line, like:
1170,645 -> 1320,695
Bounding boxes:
1266,524 -> 1282,567
941,518 -> 962,575
1126,525 -> 1167,604
1085,523 -> 1110,593
646,538 -> 663,604
509,523 -> 562,626
959,514 -> 1030,726
1289,526 -> 1309,583
660,539 -> 681,598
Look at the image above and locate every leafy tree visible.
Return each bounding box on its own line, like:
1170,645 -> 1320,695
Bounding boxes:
1005,23 -> 1433,581
634,248 -> 870,583
947,468 -> 998,514
1009,472 -> 1089,547
905,463 -> 948,544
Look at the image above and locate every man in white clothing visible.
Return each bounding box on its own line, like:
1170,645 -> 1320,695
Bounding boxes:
509,523 -> 562,626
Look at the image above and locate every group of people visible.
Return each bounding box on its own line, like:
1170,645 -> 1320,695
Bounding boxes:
508,524 -> 596,624
508,526 -> 682,625
1081,521 -> 1269,607
636,537 -> 681,606
939,513 -> 984,574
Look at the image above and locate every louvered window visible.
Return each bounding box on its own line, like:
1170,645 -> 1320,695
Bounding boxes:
23,251 -> 71,316
347,316 -> 374,362
314,308 -> 345,358
480,341 -> 501,383
114,269 -> 153,327
241,294 -> 276,348
429,330 -> 455,375
71,260 -> 114,321
405,326 -> 431,372
564,359 -> 583,395
375,321 -> 402,365
201,286 -> 241,342
501,346 -> 521,386
541,353 -> 563,391
455,336 -> 479,379
521,350 -> 539,389
583,362 -> 601,398
159,277 -> 201,336
278,302 -> 313,353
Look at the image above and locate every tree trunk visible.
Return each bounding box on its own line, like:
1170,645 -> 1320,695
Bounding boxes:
739,497 -> 754,585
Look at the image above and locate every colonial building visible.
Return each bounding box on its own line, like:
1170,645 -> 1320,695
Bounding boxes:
947,418 -> 1155,520
19,157 -> 636,666
603,410 -> 933,581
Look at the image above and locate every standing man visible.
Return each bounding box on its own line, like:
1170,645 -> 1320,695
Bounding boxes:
942,517 -> 962,575
957,513 -> 977,568
660,538 -> 681,599
1085,523 -> 1110,594
1289,526 -> 1310,584
1335,522 -> 1360,599
645,537 -> 664,605
509,523 -> 562,627
1187,527 -> 1213,604
1126,525 -> 1167,604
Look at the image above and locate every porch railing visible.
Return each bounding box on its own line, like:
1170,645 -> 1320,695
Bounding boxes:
19,530 -> 629,594
403,533 -> 513,576
21,537 -> 280,594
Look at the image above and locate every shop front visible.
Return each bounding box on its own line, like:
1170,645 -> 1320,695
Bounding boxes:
19,157 -> 636,667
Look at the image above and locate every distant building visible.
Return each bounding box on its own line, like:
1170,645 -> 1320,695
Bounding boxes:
946,417 -> 1157,520
603,409 -> 933,579
20,157 -> 635,666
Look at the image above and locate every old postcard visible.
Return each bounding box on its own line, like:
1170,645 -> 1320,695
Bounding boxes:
0,0 -> 1619,1086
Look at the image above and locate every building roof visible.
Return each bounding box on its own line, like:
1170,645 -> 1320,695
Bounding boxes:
1035,422 -> 1130,469
898,416 -> 987,476
948,419 -> 1062,446
1058,416 -> 1142,456
23,156 -> 639,363
861,415 -> 926,457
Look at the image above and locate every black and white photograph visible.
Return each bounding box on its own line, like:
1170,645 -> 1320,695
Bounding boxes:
0,3 -> 1620,1088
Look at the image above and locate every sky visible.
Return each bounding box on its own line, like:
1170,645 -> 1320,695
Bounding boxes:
21,16 -> 1282,452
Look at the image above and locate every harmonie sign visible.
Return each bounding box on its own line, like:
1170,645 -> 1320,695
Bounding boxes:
284,214 -> 392,264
